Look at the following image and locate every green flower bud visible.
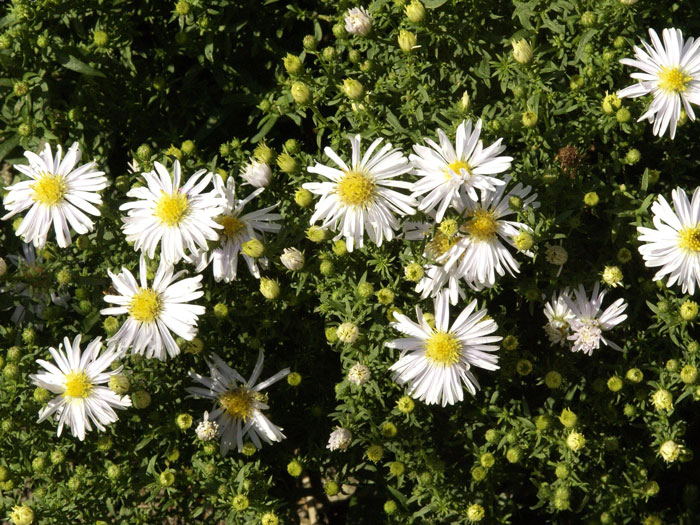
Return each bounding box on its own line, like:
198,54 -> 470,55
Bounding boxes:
9,505 -> 34,525
6,346 -> 20,362
276,152 -> 297,173
583,191 -> 599,207
0,35 -> 11,50
626,368 -> 643,383
396,395 -> 414,414
381,422 -> 397,438
681,364 -> 698,384
3,363 -> 19,380
376,288 -> 394,305
404,262 -> 424,282
398,30 -> 417,53
623,403 -> 637,418
559,408 -> 577,428
389,461 -> 405,476
566,431 -> 586,452
93,30 -> 108,47
22,327 -> 36,345
680,300 -> 699,321
259,278 -> 280,300
55,268 -> 72,285
555,463 -> 569,479
50,450 -> 65,465
666,359 -> 679,372
513,231 -> 534,252
342,78 -> 364,100
33,387 -> 51,404
602,93 -> 622,114
159,470 -> 175,487
512,39 -> 533,64
231,493 -> 249,511
522,110 -> 537,128
132,390 -> 151,409
405,0 -> 426,23
516,359 -> 532,376
471,466 -> 487,481
322,46 -> 336,61
180,140 -> 195,156
108,374 -> 130,395
616,107 -> 631,123
18,123 -> 32,137
324,480 -> 340,496
241,239 -> 264,258
607,376 -> 623,392
466,503 -> 485,522
175,1 -> 190,15
580,11 -> 595,26
291,82 -> 311,105
506,447 -> 522,463
384,500 -> 398,515
302,35 -> 317,50
287,459 -> 303,477
283,53 -> 303,75
544,370 -> 562,389
625,148 -> 641,165
651,389 -> 673,412
13,82 -> 29,97
294,188 -> 313,208
306,226 -> 328,243
480,452 -> 495,468
319,260 -> 334,276
213,302 -> 229,319
347,49 -> 361,64
176,413 -> 193,430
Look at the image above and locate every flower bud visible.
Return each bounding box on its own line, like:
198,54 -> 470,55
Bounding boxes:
280,248 -> 305,270
384,501 -> 398,515
616,107 -> 631,123
466,503 -> 485,522
607,376 -> 623,392
276,152 -> 297,173
602,265 -> 623,287
180,140 -> 195,156
132,390 -> 151,409
404,262 -> 424,282
559,408 -> 577,428
305,226 -> 328,243
302,35 -> 317,50
294,188 -> 313,207
625,368 -> 643,383
566,431 -> 586,451
376,288 -> 394,305
389,461 -> 405,476
459,91 -> 471,112
283,53 -> 303,75
602,93 -> 622,114
291,82 -> 311,105
176,413 -> 193,430
405,1 -> 426,23
651,389 -> 673,412
545,370 -> 562,389
241,159 -> 271,188
480,452 -> 495,468
680,300 -> 698,321
9,505 -> 34,525
512,39 -> 533,64
342,78 -> 364,100
365,444 -> 383,463
583,191 -> 599,207
625,148 -> 641,165
513,231 -> 534,252
659,440 -> 681,462
108,374 -> 130,395
319,260 -> 334,276
259,277 -> 280,300
324,481 -> 340,496
241,238 -> 264,258
337,322 -> 359,344
398,30 -> 418,53
344,7 -> 372,37
159,470 -> 175,487
396,395 -> 414,414
522,110 -> 537,128
680,364 -> 698,384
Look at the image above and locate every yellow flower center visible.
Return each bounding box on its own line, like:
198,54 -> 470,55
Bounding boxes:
155,192 -> 189,226
219,389 -> 254,421
129,288 -> 161,322
465,209 -> 498,241
31,172 -> 67,206
337,170 -> 376,207
64,371 -> 93,398
658,66 -> 692,94
678,226 -> 700,253
445,160 -> 472,180
217,215 -> 246,239
424,331 -> 462,367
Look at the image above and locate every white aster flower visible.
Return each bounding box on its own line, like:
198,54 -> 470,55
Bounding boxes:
564,283 -> 628,355
386,290 -> 501,406
186,351 -> 290,455
241,159 -> 272,188
618,28 -> 700,139
415,263 -> 465,306
543,289 -> 575,347
101,256 -> 205,360
637,186 -> 700,294
440,176 -> 539,289
2,142 -> 108,249
347,363 -> 370,386
303,135 -> 417,251
120,160 -> 224,265
195,411 -> 219,442
29,335 -> 131,441
188,174 -> 281,282
410,119 -> 511,223
344,7 -> 371,37
327,427 -> 353,451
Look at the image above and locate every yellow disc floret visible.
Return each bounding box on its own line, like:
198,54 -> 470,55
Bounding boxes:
31,172 -> 67,206
337,170 -> 376,207
678,225 -> 700,253
64,371 -> 93,398
426,231 -> 458,259
219,389 -> 254,421
217,215 -> 246,239
465,209 -> 498,241
424,330 -> 462,366
658,66 -> 692,94
155,191 -> 189,226
129,288 -> 162,322
445,160 -> 472,179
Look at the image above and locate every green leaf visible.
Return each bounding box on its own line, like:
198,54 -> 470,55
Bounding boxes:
423,0 -> 448,7
574,29 -> 596,62
56,51 -> 106,78
0,134 -> 20,163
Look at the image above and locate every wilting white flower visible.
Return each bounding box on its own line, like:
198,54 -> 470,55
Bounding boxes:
347,363 -> 370,386
564,283 -> 628,355
2,142 -> 108,249
280,247 -> 305,271
543,289 -> 575,346
618,28 -> 700,139
386,290 -> 501,406
344,7 -> 371,37
336,322 -> 359,344
29,335 -> 131,441
195,411 -> 219,442
327,427 -> 353,451
638,186 -> 700,294
241,159 -> 272,188
187,351 -> 289,455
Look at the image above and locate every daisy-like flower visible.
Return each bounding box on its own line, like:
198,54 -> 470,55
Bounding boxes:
240,159 -> 272,188
28,335 -> 131,441
101,256 -> 205,360
186,351 -> 290,455
188,173 -> 281,282
618,28 -> 700,139
344,7 -> 371,37
120,160 -> 225,265
327,427 -> 353,451
410,119 -> 511,223
2,142 -> 108,249
637,186 -> 700,294
564,283 -> 628,355
440,176 -> 539,289
543,289 -> 575,347
303,135 -> 417,252
386,290 -> 501,406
